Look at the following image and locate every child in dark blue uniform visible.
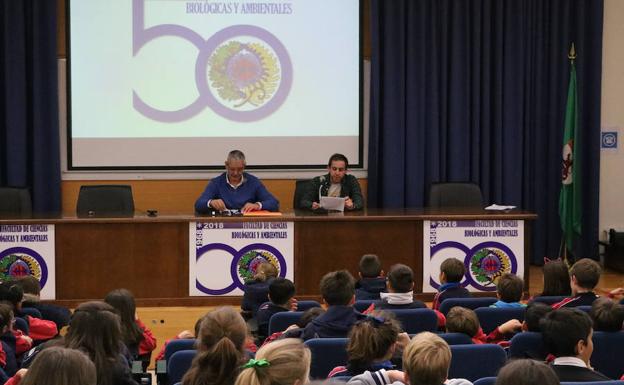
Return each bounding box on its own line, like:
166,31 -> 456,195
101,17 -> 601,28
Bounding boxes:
256,278 -> 296,343
355,255 -> 386,300
432,258 -> 470,311
376,264 -> 426,310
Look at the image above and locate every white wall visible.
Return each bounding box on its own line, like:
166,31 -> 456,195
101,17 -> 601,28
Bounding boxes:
599,0 -> 624,237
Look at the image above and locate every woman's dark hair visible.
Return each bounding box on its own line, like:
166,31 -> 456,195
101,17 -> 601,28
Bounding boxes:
64,301 -> 124,385
104,288 -> 143,354
182,307 -> 247,385
540,259 -> 571,296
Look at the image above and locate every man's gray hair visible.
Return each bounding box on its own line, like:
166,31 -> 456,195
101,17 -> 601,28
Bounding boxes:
227,150 -> 246,163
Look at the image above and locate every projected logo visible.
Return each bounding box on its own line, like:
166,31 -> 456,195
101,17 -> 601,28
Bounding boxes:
195,243 -> 287,295
132,0 -> 292,123
428,241 -> 517,291
0,247 -> 49,288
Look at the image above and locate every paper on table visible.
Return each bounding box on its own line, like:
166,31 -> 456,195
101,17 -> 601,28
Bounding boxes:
485,204 -> 517,211
320,196 -> 346,211
242,210 -> 283,216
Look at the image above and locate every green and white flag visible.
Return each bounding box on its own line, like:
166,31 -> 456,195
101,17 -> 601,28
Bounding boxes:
558,51 -> 581,254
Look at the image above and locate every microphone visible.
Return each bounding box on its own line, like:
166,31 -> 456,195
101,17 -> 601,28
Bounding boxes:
318,175 -> 325,203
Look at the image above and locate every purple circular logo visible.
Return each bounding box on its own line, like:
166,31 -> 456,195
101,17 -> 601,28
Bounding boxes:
195,242 -> 287,295
0,247 -> 49,289
429,241 -> 517,292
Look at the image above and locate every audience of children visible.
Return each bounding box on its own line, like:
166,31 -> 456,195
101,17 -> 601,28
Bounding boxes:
590,297 -> 624,332
0,282 -> 57,343
235,338 -> 311,385
541,307 -> 611,381
375,264 -> 425,310
431,258 -> 470,311
241,262 -> 279,316
491,273 -> 526,308
552,258 -> 601,309
104,289 -> 157,368
6,346 -> 96,385
539,258 -> 572,297
15,276 -> 71,331
355,255 -> 387,300
495,359 -> 559,385
256,278 -> 296,342
181,307 -> 248,385
346,331 -> 472,385
328,314 -> 406,378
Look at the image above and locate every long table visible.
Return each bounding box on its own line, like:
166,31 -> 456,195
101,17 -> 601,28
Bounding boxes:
0,209 -> 536,307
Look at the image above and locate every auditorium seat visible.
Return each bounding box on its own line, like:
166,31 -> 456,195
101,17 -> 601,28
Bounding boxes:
439,297 -> 497,315
304,338 -> 348,379
475,307 -> 525,334
473,377 -> 496,385
390,308 -> 438,334
428,182 -> 483,208
297,300 -> 322,311
76,184 -> 135,217
0,187 -> 32,217
164,339 -> 196,361
167,350 -> 196,385
508,331 -> 547,360
437,332 -> 474,345
591,331 -> 624,379
268,311 -> 303,335
449,344 -> 507,381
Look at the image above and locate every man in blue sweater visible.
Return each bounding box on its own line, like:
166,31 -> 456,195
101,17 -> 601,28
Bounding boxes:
195,150 -> 279,213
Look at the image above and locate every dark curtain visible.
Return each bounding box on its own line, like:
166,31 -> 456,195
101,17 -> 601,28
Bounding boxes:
369,0 -> 603,263
0,0 -> 60,214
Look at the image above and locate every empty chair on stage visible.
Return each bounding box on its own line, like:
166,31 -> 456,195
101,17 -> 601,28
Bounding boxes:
76,185 -> 134,217
428,182 -> 483,208
0,187 -> 32,218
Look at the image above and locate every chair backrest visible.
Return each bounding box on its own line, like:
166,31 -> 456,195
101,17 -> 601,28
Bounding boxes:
577,305 -> 592,313
304,338 -> 349,379
529,295 -> 568,305
475,307 -> 526,334
508,331 -> 547,360
437,332 -> 474,345
473,377 -> 497,385
293,180 -> 311,209
14,317 -> 29,334
449,344 -> 507,381
19,307 -> 43,319
428,182 -> 483,208
164,339 -> 197,361
391,308 -> 438,334
269,311 -> 304,335
167,350 -> 196,385
0,187 -> 32,217
591,331 -> 624,379
353,300 -> 375,313
297,300 -> 322,311
439,297 -> 497,315
76,185 -> 135,217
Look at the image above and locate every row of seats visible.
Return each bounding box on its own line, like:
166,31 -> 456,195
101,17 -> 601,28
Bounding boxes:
163,330 -> 624,382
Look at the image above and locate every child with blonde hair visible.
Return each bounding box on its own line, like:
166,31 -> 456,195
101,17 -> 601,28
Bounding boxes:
235,338 -> 311,385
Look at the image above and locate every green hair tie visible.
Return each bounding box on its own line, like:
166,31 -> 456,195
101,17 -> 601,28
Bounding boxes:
243,358 -> 271,369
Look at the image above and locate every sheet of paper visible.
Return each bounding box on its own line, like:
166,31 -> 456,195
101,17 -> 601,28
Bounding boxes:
485,204 -> 517,211
320,196 -> 346,211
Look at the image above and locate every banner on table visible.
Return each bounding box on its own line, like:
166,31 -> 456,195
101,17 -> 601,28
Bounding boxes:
190,221 -> 294,296
0,224 -> 56,299
423,220 -> 524,292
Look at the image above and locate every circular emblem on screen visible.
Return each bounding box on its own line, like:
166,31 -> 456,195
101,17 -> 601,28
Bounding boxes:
0,247 -> 48,288
470,247 -> 512,288
209,41 -> 281,110
237,249 -> 280,283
